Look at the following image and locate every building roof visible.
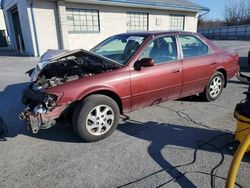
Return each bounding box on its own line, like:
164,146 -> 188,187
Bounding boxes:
66,0 -> 209,12
1,0 -> 209,13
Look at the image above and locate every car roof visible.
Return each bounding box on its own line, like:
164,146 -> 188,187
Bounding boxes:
117,30 -> 197,37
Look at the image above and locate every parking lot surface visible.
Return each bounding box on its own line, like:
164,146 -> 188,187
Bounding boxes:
0,41 -> 250,188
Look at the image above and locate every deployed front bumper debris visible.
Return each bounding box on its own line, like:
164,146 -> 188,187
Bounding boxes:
20,105 -> 66,133
20,85 -> 66,133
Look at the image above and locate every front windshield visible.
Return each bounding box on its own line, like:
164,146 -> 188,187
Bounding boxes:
91,35 -> 147,65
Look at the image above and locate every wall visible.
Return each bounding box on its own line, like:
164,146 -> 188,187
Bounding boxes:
17,1 -> 37,56
184,14 -> 198,33
198,24 -> 250,40
32,0 -> 61,55
2,0 -> 18,50
0,10 -> 7,31
66,3 -> 198,51
2,0 -> 198,56
2,0 -> 36,55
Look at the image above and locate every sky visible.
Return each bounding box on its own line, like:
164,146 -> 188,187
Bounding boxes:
0,0 -> 230,20
188,0 -> 229,20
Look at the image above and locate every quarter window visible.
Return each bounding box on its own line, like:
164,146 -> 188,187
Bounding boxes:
170,15 -> 185,30
179,35 -> 210,58
66,9 -> 100,33
140,36 -> 178,64
127,12 -> 148,31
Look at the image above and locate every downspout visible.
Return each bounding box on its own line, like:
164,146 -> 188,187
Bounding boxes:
56,1 -> 63,50
197,10 -> 210,18
196,10 -> 210,32
30,0 -> 40,56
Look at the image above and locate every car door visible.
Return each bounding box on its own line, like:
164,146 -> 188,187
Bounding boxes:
130,35 -> 182,111
178,35 -> 217,97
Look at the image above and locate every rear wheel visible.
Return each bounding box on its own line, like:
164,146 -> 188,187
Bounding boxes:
201,72 -> 225,101
73,95 -> 120,142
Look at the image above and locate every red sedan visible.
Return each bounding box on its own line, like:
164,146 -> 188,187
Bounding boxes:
20,31 -> 239,142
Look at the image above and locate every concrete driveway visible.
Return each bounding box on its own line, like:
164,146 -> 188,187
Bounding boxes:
0,41 -> 250,188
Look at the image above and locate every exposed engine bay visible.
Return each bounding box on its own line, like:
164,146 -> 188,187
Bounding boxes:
20,49 -> 122,133
30,49 -> 122,89
34,57 -> 96,89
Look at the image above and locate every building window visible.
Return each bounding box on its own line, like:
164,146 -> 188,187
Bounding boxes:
170,15 -> 185,30
127,12 -> 148,31
66,8 -> 100,33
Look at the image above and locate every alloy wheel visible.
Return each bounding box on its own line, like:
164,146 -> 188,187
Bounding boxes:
209,76 -> 222,98
86,105 -> 114,136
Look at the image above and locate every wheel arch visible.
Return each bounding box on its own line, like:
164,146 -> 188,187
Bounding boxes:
216,68 -> 227,87
81,90 -> 123,114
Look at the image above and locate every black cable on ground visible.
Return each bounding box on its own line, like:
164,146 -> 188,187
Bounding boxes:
156,171 -> 243,188
0,117 -> 8,141
117,115 -> 249,188
118,132 -> 240,188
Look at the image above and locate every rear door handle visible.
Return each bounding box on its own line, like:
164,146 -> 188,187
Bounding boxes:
210,62 -> 217,65
173,69 -> 181,73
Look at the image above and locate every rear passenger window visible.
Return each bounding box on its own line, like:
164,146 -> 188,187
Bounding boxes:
179,35 -> 210,58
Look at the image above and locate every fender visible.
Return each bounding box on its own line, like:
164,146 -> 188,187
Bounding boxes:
78,84 -> 120,100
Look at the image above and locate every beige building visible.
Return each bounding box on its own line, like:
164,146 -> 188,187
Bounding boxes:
0,10 -> 6,33
1,0 -> 208,56
0,9 -> 8,47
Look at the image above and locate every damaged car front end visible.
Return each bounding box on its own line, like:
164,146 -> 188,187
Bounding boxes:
20,84 -> 65,133
19,49 -> 122,134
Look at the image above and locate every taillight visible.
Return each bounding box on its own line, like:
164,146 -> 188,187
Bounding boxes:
227,49 -> 239,64
235,54 -> 239,63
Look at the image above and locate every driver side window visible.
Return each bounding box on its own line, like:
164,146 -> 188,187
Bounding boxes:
140,36 -> 178,64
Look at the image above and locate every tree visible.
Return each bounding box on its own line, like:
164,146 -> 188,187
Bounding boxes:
242,0 -> 250,24
198,17 -> 225,29
224,0 -> 250,26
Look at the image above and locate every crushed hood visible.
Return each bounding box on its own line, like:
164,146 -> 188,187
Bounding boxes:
30,49 -> 123,82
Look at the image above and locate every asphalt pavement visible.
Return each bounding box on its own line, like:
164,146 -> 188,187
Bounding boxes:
0,41 -> 250,188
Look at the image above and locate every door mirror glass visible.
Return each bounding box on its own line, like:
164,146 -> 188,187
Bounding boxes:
134,58 -> 154,70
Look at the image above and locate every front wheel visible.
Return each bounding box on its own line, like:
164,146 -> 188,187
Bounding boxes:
201,71 -> 225,102
73,95 -> 120,142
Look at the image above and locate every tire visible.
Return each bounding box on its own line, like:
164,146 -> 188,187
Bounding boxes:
200,71 -> 225,102
72,94 -> 120,142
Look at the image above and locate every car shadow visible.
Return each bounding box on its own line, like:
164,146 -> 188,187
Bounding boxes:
0,49 -> 29,57
228,80 -> 249,85
176,95 -> 205,102
239,57 -> 250,72
117,120 -> 248,188
0,82 -> 82,143
0,82 -> 222,145
0,82 -> 244,145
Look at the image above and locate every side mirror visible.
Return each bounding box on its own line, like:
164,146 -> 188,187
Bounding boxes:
134,58 -> 154,70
